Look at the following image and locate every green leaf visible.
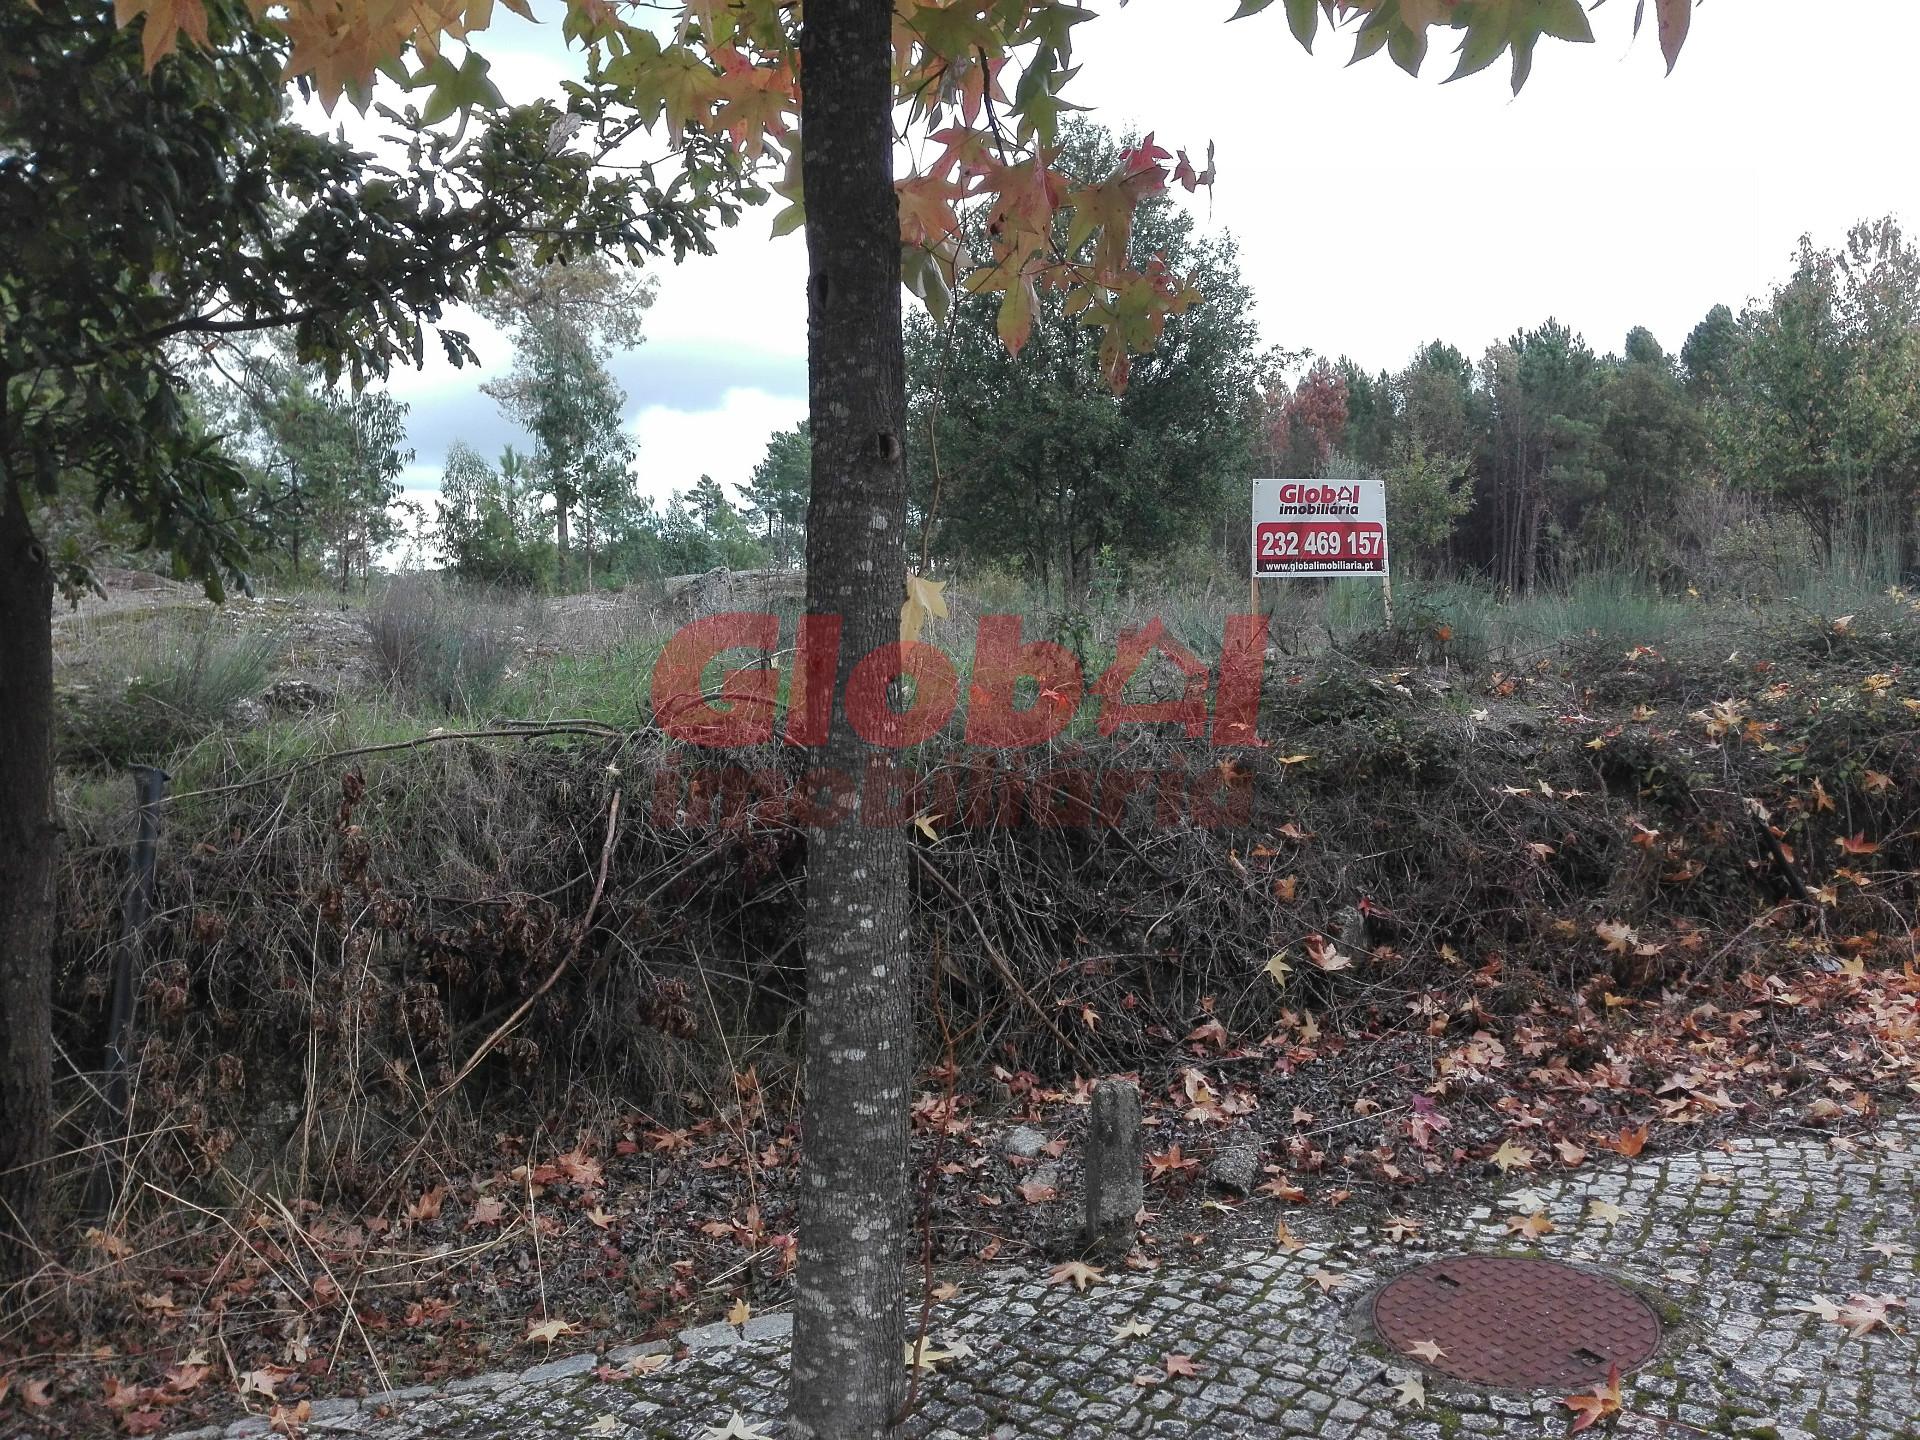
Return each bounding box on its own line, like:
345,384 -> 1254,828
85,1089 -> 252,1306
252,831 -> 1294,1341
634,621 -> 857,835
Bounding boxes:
1283,0 -> 1318,49
1230,0 -> 1280,18
417,52 -> 505,126
1387,21 -> 1428,76
1537,0 -> 1594,44
1508,31 -> 1537,93
1447,11 -> 1510,84
1348,23 -> 1390,67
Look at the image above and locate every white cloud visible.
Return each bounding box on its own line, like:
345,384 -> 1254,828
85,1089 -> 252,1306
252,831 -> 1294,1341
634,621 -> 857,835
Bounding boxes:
633,387 -> 809,506
341,0 -> 1917,533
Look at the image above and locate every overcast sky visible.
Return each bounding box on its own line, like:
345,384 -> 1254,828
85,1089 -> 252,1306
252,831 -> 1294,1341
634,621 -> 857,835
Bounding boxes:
324,2 -> 1920,526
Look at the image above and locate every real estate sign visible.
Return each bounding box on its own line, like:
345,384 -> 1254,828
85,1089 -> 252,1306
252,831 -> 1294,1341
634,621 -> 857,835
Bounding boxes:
1251,478 -> 1389,579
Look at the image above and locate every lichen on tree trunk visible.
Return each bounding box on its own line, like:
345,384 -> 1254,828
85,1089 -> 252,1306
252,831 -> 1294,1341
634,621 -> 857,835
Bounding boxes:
787,2 -> 914,1436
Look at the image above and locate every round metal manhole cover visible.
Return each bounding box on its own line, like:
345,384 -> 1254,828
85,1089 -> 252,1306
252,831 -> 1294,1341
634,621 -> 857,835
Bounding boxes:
1372,1255 -> 1662,1390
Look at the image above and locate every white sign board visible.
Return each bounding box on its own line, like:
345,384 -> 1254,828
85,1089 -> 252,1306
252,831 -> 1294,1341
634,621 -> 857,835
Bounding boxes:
1251,478 -> 1390,579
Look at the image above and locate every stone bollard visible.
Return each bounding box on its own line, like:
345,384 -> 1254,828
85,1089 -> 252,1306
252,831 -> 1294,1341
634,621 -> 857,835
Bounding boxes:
1082,1077 -> 1144,1258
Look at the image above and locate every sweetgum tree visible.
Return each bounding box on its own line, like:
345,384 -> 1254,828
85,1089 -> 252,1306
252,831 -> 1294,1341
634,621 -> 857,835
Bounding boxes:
11,4 -> 1700,1435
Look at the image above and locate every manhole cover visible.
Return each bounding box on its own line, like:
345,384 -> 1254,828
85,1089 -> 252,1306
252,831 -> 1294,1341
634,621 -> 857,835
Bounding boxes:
1372,1255 -> 1662,1390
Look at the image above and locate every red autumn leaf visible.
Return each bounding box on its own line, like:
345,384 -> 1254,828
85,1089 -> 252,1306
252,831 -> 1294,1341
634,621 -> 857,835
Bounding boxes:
1564,1362 -> 1622,1432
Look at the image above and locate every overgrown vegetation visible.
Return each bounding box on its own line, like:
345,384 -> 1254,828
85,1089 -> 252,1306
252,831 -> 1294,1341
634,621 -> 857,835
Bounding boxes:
16,573 -> 1916,1435
366,578 -> 524,715
54,615 -> 282,768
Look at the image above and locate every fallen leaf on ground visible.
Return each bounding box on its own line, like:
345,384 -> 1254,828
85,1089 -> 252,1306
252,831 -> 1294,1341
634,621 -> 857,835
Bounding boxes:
1564,1362 -> 1623,1433
607,1354 -> 667,1379
904,1336 -> 970,1370
702,1413 -> 775,1440
238,1369 -> 290,1400
1147,1145 -> 1199,1180
1048,1260 -> 1104,1291
1595,921 -> 1638,954
1112,1317 -> 1153,1341
1506,1211 -> 1555,1240
1393,1374 -> 1425,1409
1406,1339 -> 1447,1363
526,1318 -> 580,1345
584,1417 -> 625,1437
1797,1293 -> 1905,1337
726,1297 -> 751,1326
1307,1266 -> 1346,1293
1587,1199 -> 1626,1225
1163,1353 -> 1200,1378
1601,1123 -> 1650,1158
1490,1138 -> 1536,1174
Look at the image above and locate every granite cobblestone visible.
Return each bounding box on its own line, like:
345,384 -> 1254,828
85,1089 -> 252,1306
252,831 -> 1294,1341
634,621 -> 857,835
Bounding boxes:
167,1119 -> 1918,1438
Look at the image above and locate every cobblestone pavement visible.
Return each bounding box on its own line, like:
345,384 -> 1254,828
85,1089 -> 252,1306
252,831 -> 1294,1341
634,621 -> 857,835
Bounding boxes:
171,1119 -> 1919,1440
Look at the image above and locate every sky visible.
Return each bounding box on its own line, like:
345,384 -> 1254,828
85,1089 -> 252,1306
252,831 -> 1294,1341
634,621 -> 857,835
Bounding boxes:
317,1 -> 1920,533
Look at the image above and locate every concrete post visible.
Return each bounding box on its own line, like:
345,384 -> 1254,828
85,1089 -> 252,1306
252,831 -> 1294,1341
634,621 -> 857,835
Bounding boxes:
1083,1077 -> 1143,1258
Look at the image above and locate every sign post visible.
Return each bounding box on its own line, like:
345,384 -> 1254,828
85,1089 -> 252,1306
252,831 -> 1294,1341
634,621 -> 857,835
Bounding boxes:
1249,477 -> 1392,623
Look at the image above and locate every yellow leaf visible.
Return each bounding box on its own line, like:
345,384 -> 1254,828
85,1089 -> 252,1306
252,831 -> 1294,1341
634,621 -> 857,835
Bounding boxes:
913,812 -> 941,843
118,0 -> 211,70
1048,1260 -> 1104,1291
1490,1138 -> 1536,1174
1505,1211 -> 1555,1240
1594,921 -> 1638,955
904,1335 -> 969,1370
726,1297 -> 751,1326
525,1317 -> 579,1345
900,573 -> 948,645
1393,1374 -> 1426,1410
1264,953 -> 1291,988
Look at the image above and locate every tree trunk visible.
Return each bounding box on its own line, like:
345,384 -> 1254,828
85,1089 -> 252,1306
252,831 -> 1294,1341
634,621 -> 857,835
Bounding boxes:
789,2 -> 913,1435
555,501 -> 571,589
0,470 -> 57,1279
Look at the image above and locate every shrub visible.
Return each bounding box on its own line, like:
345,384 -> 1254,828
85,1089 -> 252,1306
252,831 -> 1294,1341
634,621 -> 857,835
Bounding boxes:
367,579 -> 519,715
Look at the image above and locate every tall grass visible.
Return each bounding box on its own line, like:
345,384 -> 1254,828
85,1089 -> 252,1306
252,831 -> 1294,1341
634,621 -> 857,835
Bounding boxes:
56,613 -> 282,767
366,577 -> 528,716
